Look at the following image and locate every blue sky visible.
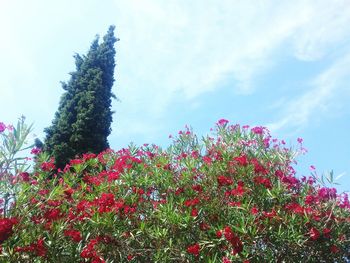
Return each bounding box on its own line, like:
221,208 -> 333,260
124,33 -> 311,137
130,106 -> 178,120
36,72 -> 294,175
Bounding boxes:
0,0 -> 349,192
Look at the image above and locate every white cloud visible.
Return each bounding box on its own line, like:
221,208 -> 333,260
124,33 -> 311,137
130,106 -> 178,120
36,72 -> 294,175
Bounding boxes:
292,0 -> 350,61
267,52 -> 350,132
113,0 -> 350,118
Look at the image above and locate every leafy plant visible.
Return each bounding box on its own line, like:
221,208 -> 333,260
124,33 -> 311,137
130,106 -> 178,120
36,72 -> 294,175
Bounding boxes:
0,116 -> 38,217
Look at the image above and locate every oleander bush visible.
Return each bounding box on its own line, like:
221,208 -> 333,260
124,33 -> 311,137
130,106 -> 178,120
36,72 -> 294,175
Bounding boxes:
0,119 -> 349,262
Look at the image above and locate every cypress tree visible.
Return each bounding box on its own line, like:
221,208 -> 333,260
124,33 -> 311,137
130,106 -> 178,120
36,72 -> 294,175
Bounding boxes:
44,26 -> 119,168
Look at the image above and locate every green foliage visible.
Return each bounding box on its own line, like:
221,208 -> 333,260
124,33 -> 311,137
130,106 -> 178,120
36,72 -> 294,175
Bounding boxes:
44,26 -> 119,168
0,117 -> 33,217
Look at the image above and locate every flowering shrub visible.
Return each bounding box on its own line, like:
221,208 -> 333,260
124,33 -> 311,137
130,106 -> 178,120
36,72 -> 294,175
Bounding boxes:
0,120 -> 349,262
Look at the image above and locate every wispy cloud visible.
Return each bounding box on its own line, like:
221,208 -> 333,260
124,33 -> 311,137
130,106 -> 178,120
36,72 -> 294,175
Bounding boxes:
113,0 -> 350,118
267,52 -> 350,132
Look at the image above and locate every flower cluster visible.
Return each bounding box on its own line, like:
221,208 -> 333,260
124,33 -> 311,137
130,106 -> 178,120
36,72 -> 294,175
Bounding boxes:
0,217 -> 18,244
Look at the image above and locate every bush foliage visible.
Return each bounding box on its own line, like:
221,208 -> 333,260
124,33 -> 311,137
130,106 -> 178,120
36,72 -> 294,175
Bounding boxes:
1,119 -> 349,262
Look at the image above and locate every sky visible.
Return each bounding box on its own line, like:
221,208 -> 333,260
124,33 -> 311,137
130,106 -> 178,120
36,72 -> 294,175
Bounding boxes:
0,0 -> 349,192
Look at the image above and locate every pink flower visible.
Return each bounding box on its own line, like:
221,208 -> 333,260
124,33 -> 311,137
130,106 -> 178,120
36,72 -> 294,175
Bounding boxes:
251,126 -> 264,135
0,122 -> 6,133
70,159 -> 83,166
30,147 -> 42,155
217,119 -> 229,126
19,172 -> 30,182
318,187 -> 337,200
338,193 -> 350,209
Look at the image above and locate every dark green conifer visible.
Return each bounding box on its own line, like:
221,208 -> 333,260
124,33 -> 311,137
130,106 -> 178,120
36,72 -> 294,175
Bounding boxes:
44,26 -> 118,168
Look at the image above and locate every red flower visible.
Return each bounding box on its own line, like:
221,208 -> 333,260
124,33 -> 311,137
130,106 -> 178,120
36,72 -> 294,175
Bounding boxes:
81,239 -> 98,259
0,217 -> 18,244
33,238 -> 47,257
223,226 -> 243,254
187,243 -> 200,256
64,188 -> 74,199
330,245 -> 340,253
191,208 -> 198,217
222,257 -> 232,263
184,198 -> 200,207
107,171 -> 120,182
175,187 -> 184,195
217,176 -> 233,186
97,193 -> 115,213
92,257 -> 106,263
251,207 -> 259,215
223,226 -> 234,241
16,238 -> 47,257
263,209 -> 276,218
41,159 -> 55,171
192,184 -> 203,193
233,154 -> 248,166
305,195 -> 316,205
309,227 -> 320,240
285,202 -> 304,215
253,176 -> 272,189
44,208 -> 62,221
231,184 -> 245,196
70,158 -> 83,166
323,228 -> 331,238
203,156 -> 212,165
251,159 -> 268,175
64,229 -> 82,242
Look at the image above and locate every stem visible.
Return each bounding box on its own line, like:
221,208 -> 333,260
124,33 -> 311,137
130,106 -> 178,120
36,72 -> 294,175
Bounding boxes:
3,192 -> 9,217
